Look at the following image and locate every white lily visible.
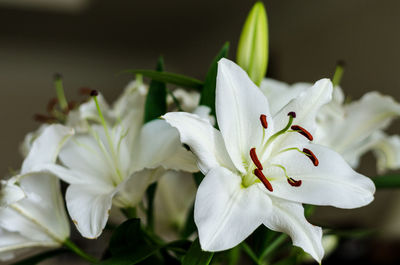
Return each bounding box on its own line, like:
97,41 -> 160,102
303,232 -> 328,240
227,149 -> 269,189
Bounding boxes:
167,89 -> 200,112
260,78 -> 400,173
163,58 -> 375,263
66,80 -> 147,133
38,83 -> 198,239
318,91 -> 400,171
150,98 -> 214,240
0,125 -> 73,261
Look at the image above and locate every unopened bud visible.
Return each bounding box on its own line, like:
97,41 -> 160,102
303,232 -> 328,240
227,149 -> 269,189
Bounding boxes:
236,1 -> 268,86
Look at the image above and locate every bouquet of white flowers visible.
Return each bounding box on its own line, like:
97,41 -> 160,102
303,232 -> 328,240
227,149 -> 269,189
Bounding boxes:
1,2 -> 399,265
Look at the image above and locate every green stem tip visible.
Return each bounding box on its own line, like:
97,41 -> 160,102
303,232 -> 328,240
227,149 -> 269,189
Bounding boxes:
332,60 -> 345,87
63,238 -> 98,263
54,73 -> 68,111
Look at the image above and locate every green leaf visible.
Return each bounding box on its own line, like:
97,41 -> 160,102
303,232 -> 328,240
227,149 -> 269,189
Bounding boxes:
200,42 -> 230,118
102,219 -> 192,265
182,238 -> 214,265
99,251 -> 159,265
109,218 -> 145,255
373,174 -> 400,188
304,204 -> 315,217
99,219 -> 160,265
193,172 -> 205,187
144,57 -> 167,122
11,249 -> 67,265
146,183 -> 157,231
159,240 -> 191,265
248,225 -> 277,257
122,70 -> 203,90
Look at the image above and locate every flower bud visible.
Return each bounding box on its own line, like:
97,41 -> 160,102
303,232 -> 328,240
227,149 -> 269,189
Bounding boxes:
236,1 -> 268,86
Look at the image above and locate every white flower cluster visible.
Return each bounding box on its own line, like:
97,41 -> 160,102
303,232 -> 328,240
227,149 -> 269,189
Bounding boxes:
0,59 -> 398,263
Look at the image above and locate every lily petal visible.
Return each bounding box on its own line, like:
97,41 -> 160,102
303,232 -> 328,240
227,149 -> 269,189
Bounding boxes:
163,112 -> 235,174
21,124 -> 74,174
0,173 -> 70,242
160,146 -> 199,173
216,58 -> 272,172
0,228 -> 58,261
154,171 -> 196,240
135,119 -> 184,170
58,131 -> 117,186
269,144 -> 375,209
370,132 -> 400,174
0,179 -> 25,207
330,92 -> 400,153
0,206 -> 53,242
112,80 -> 147,120
66,183 -> 115,239
31,163 -> 94,185
195,166 -> 272,251
113,168 -> 164,208
264,197 -> 323,263
273,78 -> 332,137
112,80 -> 147,150
260,78 -> 311,116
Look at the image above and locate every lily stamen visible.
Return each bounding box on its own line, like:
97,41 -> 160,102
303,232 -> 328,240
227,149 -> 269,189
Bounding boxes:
253,168 -> 273,192
303,148 -> 319,166
271,164 -> 303,187
287,177 -> 302,187
260,114 -> 268,129
250,147 -> 263,170
263,112 -> 296,151
91,90 -> 124,182
291,125 -> 314,141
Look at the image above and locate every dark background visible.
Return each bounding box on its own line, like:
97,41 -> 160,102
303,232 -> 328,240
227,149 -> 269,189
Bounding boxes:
1,0 -> 400,264
1,0 -> 400,174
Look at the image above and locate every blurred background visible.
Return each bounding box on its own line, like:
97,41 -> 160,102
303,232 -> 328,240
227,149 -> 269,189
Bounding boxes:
1,0 -> 400,264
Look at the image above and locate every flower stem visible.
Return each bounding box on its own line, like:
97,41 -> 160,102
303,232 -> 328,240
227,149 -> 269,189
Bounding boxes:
259,234 -> 287,261
241,242 -> 262,265
121,207 -> 137,219
167,88 -> 183,111
63,238 -> 98,263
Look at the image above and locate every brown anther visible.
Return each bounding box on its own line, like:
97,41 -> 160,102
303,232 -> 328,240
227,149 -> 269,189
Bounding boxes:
47,98 -> 58,113
54,73 -> 62,80
254,169 -> 273,192
260,114 -> 268,129
288,111 -> 296,118
79,87 -> 93,95
287,177 -> 302,187
291,125 -> 314,141
250,148 -> 263,170
68,101 -> 77,111
34,114 -> 57,123
90,90 -> 99,96
303,148 -> 319,166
